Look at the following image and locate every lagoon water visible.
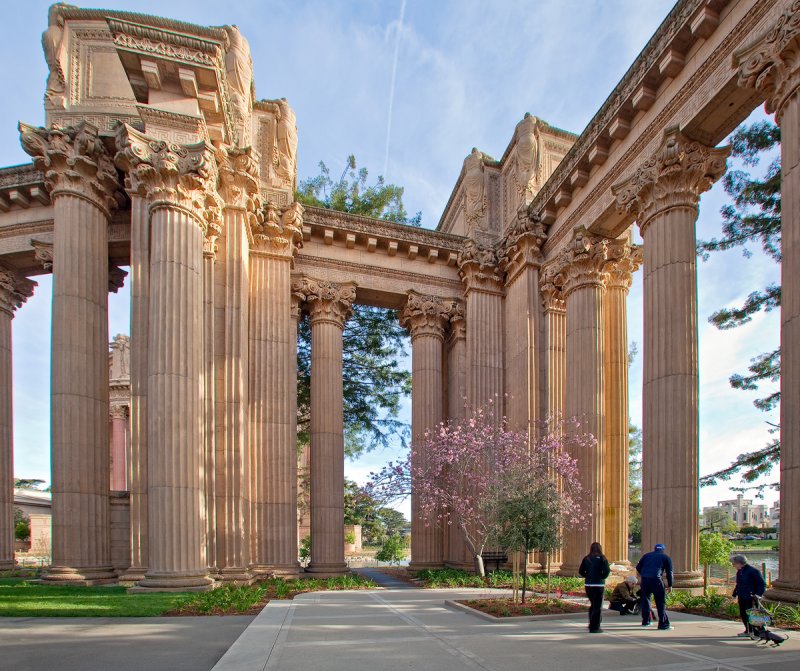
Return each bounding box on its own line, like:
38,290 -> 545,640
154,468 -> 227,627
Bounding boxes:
629,547 -> 779,582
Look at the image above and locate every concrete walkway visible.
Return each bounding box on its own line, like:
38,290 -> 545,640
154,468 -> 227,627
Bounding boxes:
0,614 -> 253,671
213,587 -> 800,671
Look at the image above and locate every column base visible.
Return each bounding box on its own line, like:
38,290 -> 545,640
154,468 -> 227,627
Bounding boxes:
765,580 -> 800,604
43,565 -> 117,585
134,571 -> 214,591
251,563 -> 302,579
672,570 -> 704,593
444,560 -> 474,572
218,567 -> 254,585
557,564 -> 581,577
305,562 -> 349,577
0,559 -> 16,572
117,566 -> 147,583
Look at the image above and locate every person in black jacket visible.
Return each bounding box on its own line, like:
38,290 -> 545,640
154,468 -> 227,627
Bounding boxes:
731,554 -> 766,637
636,543 -> 673,630
579,542 -> 611,633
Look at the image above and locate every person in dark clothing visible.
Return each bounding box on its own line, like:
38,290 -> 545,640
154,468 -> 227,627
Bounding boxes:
609,575 -> 640,615
579,542 -> 611,633
731,554 -> 766,637
636,543 -> 673,630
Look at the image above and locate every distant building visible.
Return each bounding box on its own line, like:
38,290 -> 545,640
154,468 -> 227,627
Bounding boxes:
702,493 -> 770,529
770,501 -> 780,530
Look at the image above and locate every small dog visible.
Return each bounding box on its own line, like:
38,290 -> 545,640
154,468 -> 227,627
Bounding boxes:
750,626 -> 788,647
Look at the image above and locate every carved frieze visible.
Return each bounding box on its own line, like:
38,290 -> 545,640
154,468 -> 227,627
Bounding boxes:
400,291 -> 458,341
292,276 -> 356,328
19,121 -> 122,217
737,1 -> 800,120
612,126 -> 729,232
115,123 -> 219,230
0,263 -> 36,317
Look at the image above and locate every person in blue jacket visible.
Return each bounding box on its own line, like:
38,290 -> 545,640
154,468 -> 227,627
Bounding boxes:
731,554 -> 766,637
579,542 -> 611,633
636,543 -> 673,630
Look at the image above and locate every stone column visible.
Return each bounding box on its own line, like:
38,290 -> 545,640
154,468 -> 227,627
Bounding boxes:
458,240 -> 505,413
109,405 -> 128,491
116,124 -> 219,590
250,201 -> 303,577
294,277 -> 356,575
20,122 -> 121,584
202,221 -> 220,575
603,242 -> 642,566
540,267 -> 566,572
738,10 -> 800,602
216,147 -> 256,583
558,228 -> 608,575
445,305 -> 470,567
0,265 -> 35,570
401,292 -> 452,570
500,210 -> 546,433
614,127 -> 728,590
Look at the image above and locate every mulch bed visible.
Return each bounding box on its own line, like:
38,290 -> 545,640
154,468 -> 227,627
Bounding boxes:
667,604 -> 800,631
457,597 -> 587,618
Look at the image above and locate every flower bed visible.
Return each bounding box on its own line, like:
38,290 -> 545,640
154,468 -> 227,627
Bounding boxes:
666,591 -> 800,631
456,597 -> 587,618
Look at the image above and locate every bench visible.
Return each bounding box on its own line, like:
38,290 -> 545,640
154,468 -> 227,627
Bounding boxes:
481,551 -> 508,573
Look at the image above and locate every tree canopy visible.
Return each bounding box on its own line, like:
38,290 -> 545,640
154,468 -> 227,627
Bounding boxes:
295,156 -> 420,456
697,120 -> 781,493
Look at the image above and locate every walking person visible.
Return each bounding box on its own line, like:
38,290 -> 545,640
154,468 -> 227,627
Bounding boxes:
731,554 -> 766,638
579,542 -> 611,633
636,543 -> 673,630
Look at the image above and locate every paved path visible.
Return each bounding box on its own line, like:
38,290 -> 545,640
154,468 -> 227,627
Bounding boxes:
0,615 -> 253,671
213,587 -> 800,671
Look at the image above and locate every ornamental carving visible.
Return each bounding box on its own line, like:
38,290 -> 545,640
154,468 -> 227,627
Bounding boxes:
19,121 -> 122,217
540,265 -> 565,313
292,276 -> 356,328
512,114 -> 540,202
605,241 -> 643,292
399,291 -> 458,341
458,238 -> 502,291
109,265 -> 128,293
115,124 -> 220,230
274,98 -> 298,189
448,300 -> 466,341
463,148 -> 486,227
224,26 -> 255,139
30,239 -> 54,271
252,200 -> 304,260
109,404 -> 129,421
0,264 -> 36,317
217,145 -> 260,209
42,3 -> 69,109
612,126 -> 729,232
737,1 -> 800,120
499,206 -> 547,276
554,227 -> 609,298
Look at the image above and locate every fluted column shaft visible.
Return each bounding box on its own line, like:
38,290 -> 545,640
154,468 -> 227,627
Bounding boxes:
202,240 -> 217,574
402,293 -> 451,570
250,251 -> 300,576
296,278 -> 355,575
219,206 -> 250,581
141,204 -> 210,588
465,288 -> 504,410
109,408 -> 128,491
0,267 -> 33,570
737,15 -> 800,601
563,272 -> 606,574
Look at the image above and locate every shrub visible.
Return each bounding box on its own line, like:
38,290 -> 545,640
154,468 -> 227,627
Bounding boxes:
375,535 -> 406,564
299,536 -> 311,562
344,531 -> 356,545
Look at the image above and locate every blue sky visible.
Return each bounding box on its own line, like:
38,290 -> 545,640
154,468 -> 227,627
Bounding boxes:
2,1 -> 781,515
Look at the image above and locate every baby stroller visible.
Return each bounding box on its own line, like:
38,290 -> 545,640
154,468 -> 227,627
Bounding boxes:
746,595 -> 788,647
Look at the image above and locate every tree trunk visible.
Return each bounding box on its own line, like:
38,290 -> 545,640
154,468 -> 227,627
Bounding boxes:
474,553 -> 485,577
546,554 -> 552,602
703,563 -> 709,595
522,553 -> 528,604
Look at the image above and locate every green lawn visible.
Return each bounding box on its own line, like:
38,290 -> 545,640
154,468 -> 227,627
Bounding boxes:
730,539 -> 779,550
0,579 -> 191,617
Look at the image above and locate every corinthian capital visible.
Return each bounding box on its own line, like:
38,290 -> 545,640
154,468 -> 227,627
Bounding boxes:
499,206 -> 547,279
114,124 -> 220,231
605,241 -> 643,292
458,239 -> 503,292
0,263 -> 36,317
216,145 -> 260,209
554,227 -> 609,299
19,121 -> 121,217
400,291 -> 457,341
612,126 -> 729,232
292,276 -> 356,328
252,200 -> 304,260
540,265 -> 565,313
736,2 -> 800,121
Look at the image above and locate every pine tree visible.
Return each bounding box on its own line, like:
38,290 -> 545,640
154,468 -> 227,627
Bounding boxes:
697,120 -> 781,492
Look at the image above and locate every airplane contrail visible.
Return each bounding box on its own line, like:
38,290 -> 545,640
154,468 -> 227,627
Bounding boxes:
383,0 -> 407,181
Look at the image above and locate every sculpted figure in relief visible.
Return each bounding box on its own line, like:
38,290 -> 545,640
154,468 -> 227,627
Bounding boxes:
275,98 -> 298,187
224,26 -> 255,129
514,113 -> 539,202
42,3 -> 73,108
463,147 -> 486,226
